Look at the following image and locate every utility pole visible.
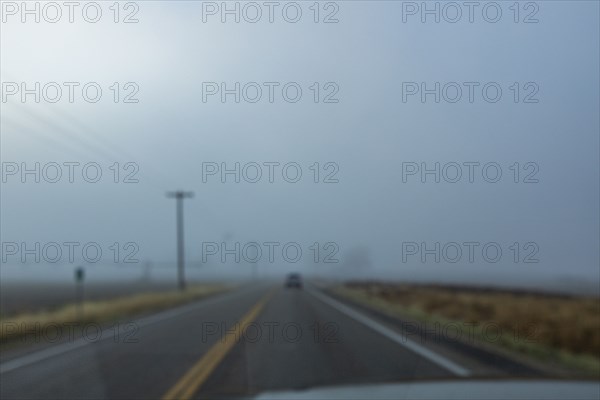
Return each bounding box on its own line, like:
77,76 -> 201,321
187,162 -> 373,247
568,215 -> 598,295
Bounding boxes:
167,190 -> 194,290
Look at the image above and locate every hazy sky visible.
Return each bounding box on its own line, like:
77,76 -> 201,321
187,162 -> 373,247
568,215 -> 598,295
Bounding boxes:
1,1 -> 598,292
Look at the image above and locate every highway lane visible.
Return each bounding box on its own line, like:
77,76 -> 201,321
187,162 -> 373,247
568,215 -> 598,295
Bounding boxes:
0,284 -> 270,399
196,287 -> 461,399
0,283 -> 543,399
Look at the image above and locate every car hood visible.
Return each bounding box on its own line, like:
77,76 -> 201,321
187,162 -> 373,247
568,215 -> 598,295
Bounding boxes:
253,380 -> 599,400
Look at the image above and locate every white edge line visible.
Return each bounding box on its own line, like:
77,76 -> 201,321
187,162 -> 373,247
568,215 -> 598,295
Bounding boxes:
308,288 -> 471,377
0,284 -> 258,374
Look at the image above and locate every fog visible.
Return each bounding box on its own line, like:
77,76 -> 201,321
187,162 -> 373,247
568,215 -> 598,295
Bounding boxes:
1,1 -> 599,295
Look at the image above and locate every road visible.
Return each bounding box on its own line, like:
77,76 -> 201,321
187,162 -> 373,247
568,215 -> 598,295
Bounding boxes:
0,283 -> 546,399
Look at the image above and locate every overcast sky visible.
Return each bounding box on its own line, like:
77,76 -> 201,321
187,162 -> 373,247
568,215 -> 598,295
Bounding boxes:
1,1 -> 598,293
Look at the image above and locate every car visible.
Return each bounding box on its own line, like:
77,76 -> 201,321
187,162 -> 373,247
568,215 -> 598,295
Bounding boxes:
285,273 -> 303,288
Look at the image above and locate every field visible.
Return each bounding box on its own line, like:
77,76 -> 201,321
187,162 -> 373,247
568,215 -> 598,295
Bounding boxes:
334,281 -> 600,375
0,284 -> 231,346
0,281 -> 182,317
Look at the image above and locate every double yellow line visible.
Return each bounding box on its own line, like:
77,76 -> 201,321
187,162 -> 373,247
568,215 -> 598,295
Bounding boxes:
162,290 -> 274,400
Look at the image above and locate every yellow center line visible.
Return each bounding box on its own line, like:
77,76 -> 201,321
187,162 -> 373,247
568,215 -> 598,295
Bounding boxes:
162,289 -> 275,400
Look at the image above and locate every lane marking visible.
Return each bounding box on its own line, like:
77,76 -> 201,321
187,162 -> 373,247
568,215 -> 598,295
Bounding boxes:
162,290 -> 274,400
307,288 -> 471,377
0,284 -> 261,375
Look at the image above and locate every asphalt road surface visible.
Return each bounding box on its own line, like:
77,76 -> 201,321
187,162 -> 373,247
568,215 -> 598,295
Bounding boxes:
0,283 -> 546,399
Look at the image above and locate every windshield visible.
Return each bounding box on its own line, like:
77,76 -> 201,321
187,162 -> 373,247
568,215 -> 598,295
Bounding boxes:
1,1 -> 599,399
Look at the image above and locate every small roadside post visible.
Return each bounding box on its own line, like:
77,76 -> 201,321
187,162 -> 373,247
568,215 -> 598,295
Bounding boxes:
75,266 -> 85,320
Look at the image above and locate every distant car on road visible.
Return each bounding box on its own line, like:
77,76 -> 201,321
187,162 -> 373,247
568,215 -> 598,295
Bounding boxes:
285,273 -> 302,289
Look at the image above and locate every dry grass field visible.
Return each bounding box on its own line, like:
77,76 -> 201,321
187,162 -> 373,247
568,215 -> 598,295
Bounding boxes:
334,281 -> 600,375
0,284 -> 230,345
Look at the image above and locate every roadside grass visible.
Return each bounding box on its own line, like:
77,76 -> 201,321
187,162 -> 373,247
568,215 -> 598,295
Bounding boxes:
332,282 -> 600,377
0,284 -> 231,346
